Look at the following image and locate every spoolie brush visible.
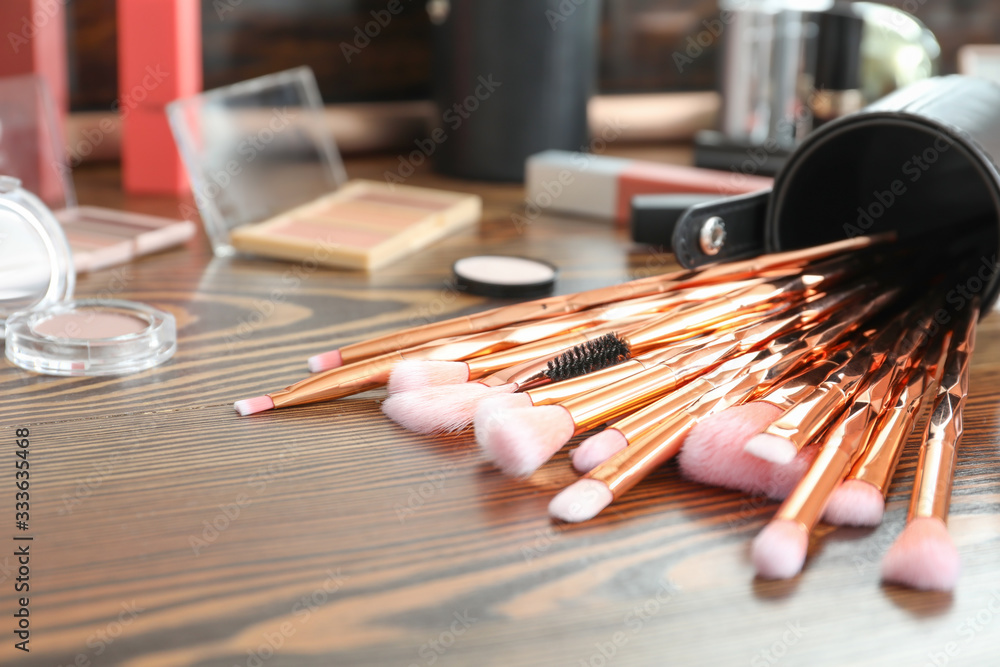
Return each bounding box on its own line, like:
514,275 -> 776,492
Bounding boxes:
543,333 -> 631,381
383,333 -> 632,434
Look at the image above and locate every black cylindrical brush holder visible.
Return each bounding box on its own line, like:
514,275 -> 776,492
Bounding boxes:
674,75 -> 1000,311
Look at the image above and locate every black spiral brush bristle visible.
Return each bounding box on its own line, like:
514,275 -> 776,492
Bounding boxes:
544,333 -> 632,382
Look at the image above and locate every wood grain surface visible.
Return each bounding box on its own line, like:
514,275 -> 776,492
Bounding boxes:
3,151 -> 1000,667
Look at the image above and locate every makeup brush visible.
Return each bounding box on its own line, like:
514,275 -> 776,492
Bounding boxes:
474,290 -> 847,477
383,277 -> 768,394
547,334 -> 829,522
238,262 -> 847,416
384,282 -> 863,434
308,234 -> 892,370
822,329 -> 950,526
750,385 -> 883,579
547,285 -> 902,521
742,312 -> 912,465
750,313 -> 939,579
382,332 -> 630,434
571,287 -> 883,473
234,315 -> 652,416
882,304 -> 977,591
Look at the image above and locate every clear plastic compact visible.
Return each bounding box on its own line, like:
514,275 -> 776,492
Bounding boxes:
0,176 -> 176,375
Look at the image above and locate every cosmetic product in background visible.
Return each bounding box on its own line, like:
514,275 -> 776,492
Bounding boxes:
429,0 -> 600,182
958,45 -> 1000,85
525,150 -> 772,226
169,67 -> 481,270
117,0 -> 202,194
452,256 -> 558,298
0,177 -> 177,376
675,76 -> 1000,272
0,0 -> 68,119
694,1 -> 940,176
0,75 -> 196,273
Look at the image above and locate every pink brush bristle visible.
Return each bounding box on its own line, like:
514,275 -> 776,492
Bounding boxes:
744,433 -> 798,465
571,429 -> 628,473
381,382 -> 516,434
752,519 -> 810,579
233,395 -> 275,416
881,517 -> 960,591
822,479 -> 886,527
548,479 -> 613,522
307,349 -> 343,373
679,403 -> 815,499
386,360 -> 471,394
474,400 -> 575,477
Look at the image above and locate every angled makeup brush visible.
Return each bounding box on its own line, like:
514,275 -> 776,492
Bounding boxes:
308,234 -> 892,370
882,304 -> 977,591
823,329 -> 950,526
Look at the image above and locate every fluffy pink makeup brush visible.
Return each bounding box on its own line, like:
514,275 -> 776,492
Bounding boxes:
677,403 -> 819,499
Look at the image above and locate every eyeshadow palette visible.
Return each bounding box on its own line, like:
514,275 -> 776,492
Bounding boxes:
55,206 -> 197,273
229,180 -> 482,270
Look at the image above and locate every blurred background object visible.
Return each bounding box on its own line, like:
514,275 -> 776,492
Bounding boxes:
58,0 -> 994,163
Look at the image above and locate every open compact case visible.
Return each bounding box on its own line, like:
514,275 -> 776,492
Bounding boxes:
0,177 -> 176,376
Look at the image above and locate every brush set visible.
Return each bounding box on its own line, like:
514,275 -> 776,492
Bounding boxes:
235,233 -> 981,592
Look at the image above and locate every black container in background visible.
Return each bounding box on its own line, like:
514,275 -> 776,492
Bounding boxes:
430,0 -> 600,182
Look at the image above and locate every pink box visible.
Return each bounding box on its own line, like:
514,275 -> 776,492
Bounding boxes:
0,0 -> 69,116
117,0 -> 202,194
120,106 -> 189,194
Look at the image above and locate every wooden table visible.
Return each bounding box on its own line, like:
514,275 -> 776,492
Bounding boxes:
3,151 -> 1000,667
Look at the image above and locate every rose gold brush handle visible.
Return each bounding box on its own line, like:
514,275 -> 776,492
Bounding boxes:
336,234 -> 894,363
775,393 -> 880,531
559,299 -> 819,431
909,305 -> 978,522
